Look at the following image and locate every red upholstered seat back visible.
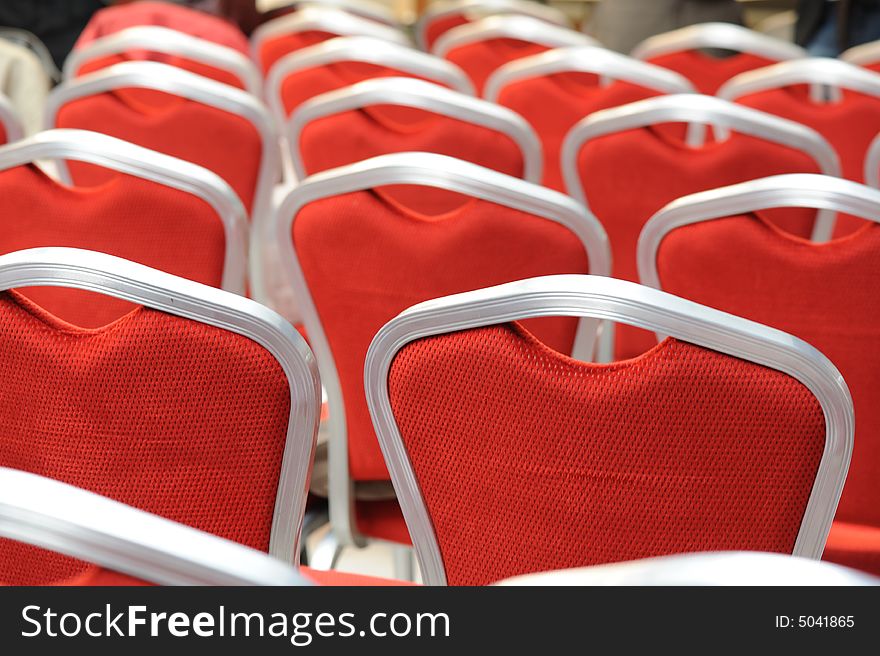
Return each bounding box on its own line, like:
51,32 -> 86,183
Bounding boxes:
75,53 -> 246,90
577,127 -> 825,358
424,14 -> 470,51
444,38 -> 553,94
280,62 -> 454,118
387,325 -> 826,585
655,216 -> 880,528
0,291 -> 291,585
292,189 -> 590,481
0,164 -> 226,328
496,78 -> 669,190
258,31 -> 339,75
75,1 -> 249,54
646,50 -> 778,94
0,123 -> 6,146
298,107 -> 526,178
54,90 -> 262,213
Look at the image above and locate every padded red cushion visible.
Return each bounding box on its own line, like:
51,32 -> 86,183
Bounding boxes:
497,77 -> 669,190
424,14 -> 470,51
387,326 -> 826,586
656,216 -> 880,527
0,164 -> 225,328
0,292 -> 291,585
444,38 -> 554,95
258,30 -> 339,75
292,188 -> 589,483
55,90 -> 262,214
823,521 -> 880,576
578,126 -> 826,359
298,106 -> 525,178
646,50 -> 778,94
76,53 -> 246,90
75,1 -> 249,54
0,122 -> 7,146
355,499 -> 411,544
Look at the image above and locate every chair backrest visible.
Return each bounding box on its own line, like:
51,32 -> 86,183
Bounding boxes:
75,0 -> 250,54
496,551 -> 879,586
267,0 -> 399,27
365,274 -> 852,585
66,26 -> 261,94
271,152 -> 610,545
0,129 -> 247,328
432,15 -> 596,95
631,22 -> 805,94
0,247 -> 320,583
287,77 -> 542,182
0,39 -> 49,136
841,39 -> 880,74
0,467 -> 309,586
267,36 -> 473,124
485,45 -> 695,190
252,6 -> 409,76
561,94 -> 841,360
416,0 -> 570,51
639,173 -> 880,530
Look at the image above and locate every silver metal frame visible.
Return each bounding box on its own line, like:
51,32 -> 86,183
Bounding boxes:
291,0 -> 399,27
638,173 -> 880,293
842,39 -> 880,69
717,57 -> 880,106
0,468 -> 309,586
251,5 -> 410,73
630,21 -> 805,62
271,152 -> 612,548
415,0 -> 570,51
483,45 -> 696,103
266,35 -> 475,127
286,76 -> 543,182
496,551 -> 879,586
864,131 -> 880,188
432,14 -> 597,58
64,26 -> 263,95
0,128 -> 248,294
0,246 -> 321,565
0,94 -> 23,144
42,60 -> 280,305
364,274 -> 853,585
561,94 -> 843,243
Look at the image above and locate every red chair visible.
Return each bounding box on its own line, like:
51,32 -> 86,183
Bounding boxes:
0,93 -> 22,145
841,38 -> 880,74
631,22 -> 805,94
561,93 -> 840,360
0,467 -> 408,586
287,77 -> 542,182
251,6 -> 409,76
485,45 -> 695,191
416,0 -> 570,51
264,0 -> 399,28
364,274 -> 851,585
0,247 -> 320,582
0,129 -> 246,328
269,153 -> 610,569
65,26 -> 261,93
266,35 -> 473,125
432,14 -> 595,95
638,174 -> 880,576
43,61 -> 278,302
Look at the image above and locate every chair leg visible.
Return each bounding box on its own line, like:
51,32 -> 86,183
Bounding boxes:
310,531 -> 343,571
392,544 -> 415,581
299,507 -> 330,567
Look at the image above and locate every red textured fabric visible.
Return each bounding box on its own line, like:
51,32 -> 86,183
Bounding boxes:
646,50 -> 778,94
54,90 -> 262,213
444,38 -> 554,95
76,53 -> 245,89
656,216 -> 880,527
74,1 -> 249,54
735,86 -> 880,236
280,62 -> 454,119
258,30 -> 339,75
302,565 -> 415,586
823,521 -> 880,576
355,499 -> 412,544
578,126 -> 826,359
496,76 -> 669,190
387,326 -> 826,586
298,107 -> 525,178
0,291 -> 291,585
292,189 -> 590,482
424,14 -> 470,51
0,164 -> 225,328
0,123 -> 7,146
